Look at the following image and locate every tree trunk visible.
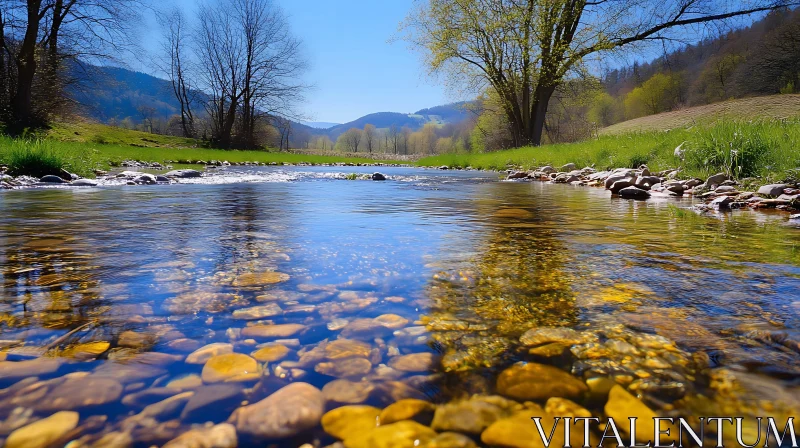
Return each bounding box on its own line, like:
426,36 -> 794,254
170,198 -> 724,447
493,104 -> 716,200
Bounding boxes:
527,85 -> 557,146
11,0 -> 43,129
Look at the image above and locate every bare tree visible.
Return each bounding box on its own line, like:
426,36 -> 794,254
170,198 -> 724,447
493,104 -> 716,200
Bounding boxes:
137,105 -> 156,133
273,116 -> 292,150
363,123 -> 376,153
195,0 -> 307,148
158,7 -> 196,138
387,125 -> 400,154
338,128 -> 362,152
1,0 -> 142,132
400,126 -> 412,154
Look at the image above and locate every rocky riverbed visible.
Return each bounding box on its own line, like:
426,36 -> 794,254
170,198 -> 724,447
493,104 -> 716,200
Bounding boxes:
0,166 -> 798,447
505,163 -> 800,218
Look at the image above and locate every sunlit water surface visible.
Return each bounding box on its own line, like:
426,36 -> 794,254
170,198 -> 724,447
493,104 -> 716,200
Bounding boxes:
0,166 -> 798,447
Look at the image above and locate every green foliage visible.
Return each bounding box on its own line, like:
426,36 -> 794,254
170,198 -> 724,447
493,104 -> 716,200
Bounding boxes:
588,92 -> 619,128
1,140 -> 67,177
344,173 -> 359,180
624,72 -> 685,119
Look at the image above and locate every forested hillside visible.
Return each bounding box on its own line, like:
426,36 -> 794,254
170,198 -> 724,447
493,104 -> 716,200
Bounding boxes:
595,8 -> 800,125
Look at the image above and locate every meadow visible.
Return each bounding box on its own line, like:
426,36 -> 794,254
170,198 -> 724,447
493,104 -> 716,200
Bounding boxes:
1,123 -> 404,178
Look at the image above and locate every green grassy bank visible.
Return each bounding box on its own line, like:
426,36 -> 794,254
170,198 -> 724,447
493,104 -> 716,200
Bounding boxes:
419,120 -> 800,183
1,131 -> 403,179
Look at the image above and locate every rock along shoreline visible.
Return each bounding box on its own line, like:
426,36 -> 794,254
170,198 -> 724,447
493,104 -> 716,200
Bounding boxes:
501,163 -> 800,220
0,159 -> 410,190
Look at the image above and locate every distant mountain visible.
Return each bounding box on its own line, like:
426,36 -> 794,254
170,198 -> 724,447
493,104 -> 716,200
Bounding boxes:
68,65 -> 187,122
325,102 -> 477,139
66,65 -> 477,141
302,121 -> 340,129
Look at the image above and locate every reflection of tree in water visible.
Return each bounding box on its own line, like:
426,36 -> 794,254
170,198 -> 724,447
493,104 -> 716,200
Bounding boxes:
0,231 -> 107,352
420,185 -> 578,398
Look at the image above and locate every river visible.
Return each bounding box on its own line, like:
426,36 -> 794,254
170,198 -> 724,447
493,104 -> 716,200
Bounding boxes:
0,166 -> 798,447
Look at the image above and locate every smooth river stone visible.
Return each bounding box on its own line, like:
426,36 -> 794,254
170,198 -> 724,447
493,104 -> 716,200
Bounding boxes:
229,382 -> 324,439
202,353 -> 260,383
342,420 -> 437,448
232,303 -> 282,320
519,327 -> 592,346
166,374 -> 203,389
496,362 -> 588,401
321,405 -> 381,440
138,391 -> 194,420
325,339 -> 372,360
181,384 -> 245,423
431,396 -> 513,434
482,412 -> 590,448
322,379 -> 375,404
388,352 -> 438,372
339,318 -> 393,340
163,423 -> 238,448
231,272 -> 290,287
426,432 -> 478,448
241,324 -> 305,339
605,385 -> 677,444
315,357 -> 372,378
186,343 -> 234,365
250,344 -> 291,362
0,358 -> 61,381
379,399 -> 434,424
5,411 -> 79,448
373,314 -> 409,330
46,377 -> 123,410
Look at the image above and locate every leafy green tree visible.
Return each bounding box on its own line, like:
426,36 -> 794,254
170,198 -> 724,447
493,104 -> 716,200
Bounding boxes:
402,0 -> 796,147
624,72 -> 684,119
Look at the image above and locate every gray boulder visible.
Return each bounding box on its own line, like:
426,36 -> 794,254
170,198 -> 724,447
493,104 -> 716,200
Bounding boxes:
790,214 -> 800,220
635,176 -> 661,189
618,186 -> 651,200
134,174 -> 157,185
605,173 -> 635,190
683,179 -> 703,189
715,185 -> 737,193
507,171 -> 528,180
230,382 -> 324,439
40,175 -> 67,184
757,184 -> 788,197
709,196 -> 734,210
165,169 -> 202,178
705,173 -> 728,188
560,163 -> 577,172
71,179 -> 98,187
539,166 -> 556,174
610,179 -> 635,194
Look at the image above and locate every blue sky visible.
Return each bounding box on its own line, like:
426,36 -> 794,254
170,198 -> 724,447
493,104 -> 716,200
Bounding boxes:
138,0 -> 450,124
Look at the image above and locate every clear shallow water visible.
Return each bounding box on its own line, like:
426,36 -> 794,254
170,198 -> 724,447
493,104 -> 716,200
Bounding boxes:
0,166 -> 798,447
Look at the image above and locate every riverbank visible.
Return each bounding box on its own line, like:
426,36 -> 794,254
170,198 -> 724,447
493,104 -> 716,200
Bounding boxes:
0,136 -> 407,181
419,119 -> 800,183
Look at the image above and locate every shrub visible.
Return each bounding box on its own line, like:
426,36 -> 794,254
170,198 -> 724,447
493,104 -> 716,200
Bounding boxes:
685,122 -> 771,178
2,140 -> 66,177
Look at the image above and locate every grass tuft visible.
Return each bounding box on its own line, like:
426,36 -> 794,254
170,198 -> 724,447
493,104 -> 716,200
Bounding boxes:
2,140 -> 66,177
